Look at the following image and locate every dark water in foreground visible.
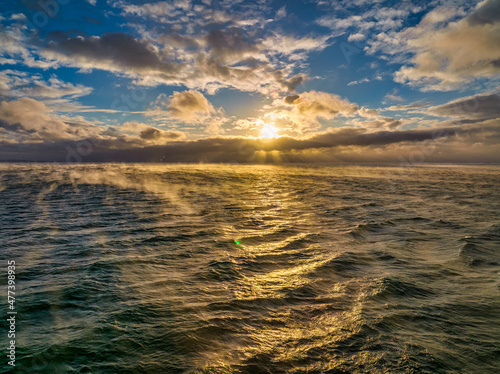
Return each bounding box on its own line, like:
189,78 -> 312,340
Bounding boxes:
1,164 -> 499,373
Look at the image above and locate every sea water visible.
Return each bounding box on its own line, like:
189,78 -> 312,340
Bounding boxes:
1,163 -> 499,373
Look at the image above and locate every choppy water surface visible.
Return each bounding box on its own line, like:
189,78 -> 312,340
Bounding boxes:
1,163 -> 499,373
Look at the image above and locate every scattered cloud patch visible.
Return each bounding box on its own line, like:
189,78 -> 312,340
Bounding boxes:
0,70 -> 93,99
347,77 -> 369,86
386,102 -> 430,111
358,107 -> 381,117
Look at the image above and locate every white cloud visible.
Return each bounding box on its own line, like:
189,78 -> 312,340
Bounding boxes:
287,90 -> 358,119
347,77 -> 369,86
0,97 -> 186,146
317,4 -> 413,34
381,1 -> 500,91
348,32 -> 366,42
385,102 -> 430,111
0,98 -> 98,141
147,90 -> 215,122
384,89 -> 404,102
251,91 -> 359,134
0,70 -> 93,99
146,90 -> 229,133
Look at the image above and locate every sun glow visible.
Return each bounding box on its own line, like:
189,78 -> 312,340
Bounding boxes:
260,122 -> 280,139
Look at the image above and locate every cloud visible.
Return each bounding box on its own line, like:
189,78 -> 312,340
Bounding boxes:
44,32 -> 182,77
119,1 -> 189,19
0,16 -> 55,69
275,73 -> 307,92
0,70 -> 93,99
252,91 -> 360,135
119,0 -> 240,26
146,90 -> 228,134
276,6 -> 287,19
121,121 -> 186,143
0,98 -> 184,146
35,26 -> 325,95
353,117 -> 404,130
0,98 -> 75,140
386,102 -> 430,111
419,7 -> 464,26
166,90 -> 216,121
287,91 -> 359,119
261,91 -> 359,134
467,0 -> 500,25
384,90 -> 404,102
426,93 -> 500,119
147,90 -> 216,122
284,94 -> 300,104
392,0 -> 500,91
317,4 -> 414,35
0,0 -> 334,96
261,34 -> 332,57
0,98 -> 123,144
358,107 -> 380,117
347,77 -> 370,86
348,33 -> 366,42
205,27 -> 259,60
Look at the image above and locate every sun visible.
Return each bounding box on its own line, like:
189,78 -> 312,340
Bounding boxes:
260,123 -> 280,139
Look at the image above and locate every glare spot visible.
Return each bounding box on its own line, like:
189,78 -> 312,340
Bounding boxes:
261,123 -> 280,139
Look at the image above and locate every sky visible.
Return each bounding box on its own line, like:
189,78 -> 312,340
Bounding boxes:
0,0 -> 499,163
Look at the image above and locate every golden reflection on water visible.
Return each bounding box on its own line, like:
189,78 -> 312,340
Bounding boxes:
192,166 -> 377,370
93,164 -> 385,371
233,255 -> 325,301
197,301 -> 374,372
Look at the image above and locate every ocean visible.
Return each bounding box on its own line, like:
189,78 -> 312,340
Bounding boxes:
1,163 -> 499,373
